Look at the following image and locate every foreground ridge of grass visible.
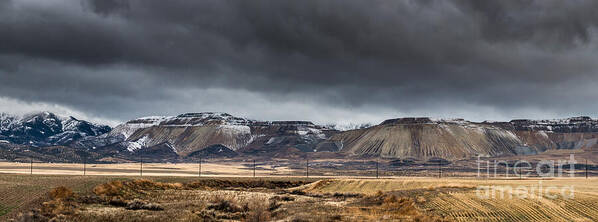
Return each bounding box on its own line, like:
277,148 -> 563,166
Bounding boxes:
4,175 -> 598,221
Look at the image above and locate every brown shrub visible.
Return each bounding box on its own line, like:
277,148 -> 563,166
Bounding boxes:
125,199 -> 164,211
289,190 -> 306,195
93,180 -> 124,196
92,179 -> 181,199
290,214 -> 342,222
208,196 -> 243,213
49,186 -> 74,200
108,198 -> 127,207
15,209 -> 49,222
77,194 -> 103,204
245,198 -> 271,222
194,210 -> 218,221
331,192 -> 361,200
307,179 -> 332,190
40,199 -> 76,218
127,179 -> 158,190
382,195 -> 419,216
270,195 -> 294,202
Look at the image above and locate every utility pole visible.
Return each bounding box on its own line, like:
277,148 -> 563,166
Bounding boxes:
198,157 -> 202,177
376,159 -> 379,179
139,151 -> 143,177
438,161 -> 442,178
586,159 -> 589,179
253,159 -> 256,178
306,156 -> 309,178
519,163 -> 522,180
83,155 -> 86,176
30,157 -> 33,175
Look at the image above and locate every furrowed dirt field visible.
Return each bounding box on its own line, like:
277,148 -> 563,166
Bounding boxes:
2,172 -> 598,221
304,178 -> 598,221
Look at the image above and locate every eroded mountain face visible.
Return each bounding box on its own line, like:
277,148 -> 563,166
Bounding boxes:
329,118 -> 523,159
2,112 -> 598,162
92,113 -> 337,158
329,117 -> 598,159
505,117 -> 598,152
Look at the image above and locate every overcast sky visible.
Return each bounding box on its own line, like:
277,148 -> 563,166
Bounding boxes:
1,0 -> 598,126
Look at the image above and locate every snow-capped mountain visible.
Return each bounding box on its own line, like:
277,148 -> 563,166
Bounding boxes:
0,112 -> 111,146
4,111 -> 598,163
84,112 -> 336,157
108,112 -> 252,140
509,116 -> 598,132
327,122 -> 374,131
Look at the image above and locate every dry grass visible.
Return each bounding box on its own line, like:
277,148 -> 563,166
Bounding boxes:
305,178 -> 598,221
14,178 -> 394,221
0,174 -> 315,221
48,187 -> 74,200
10,176 -> 598,221
25,178 -> 317,221
0,162 -> 286,177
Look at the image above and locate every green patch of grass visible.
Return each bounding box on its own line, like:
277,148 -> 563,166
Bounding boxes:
0,205 -> 13,217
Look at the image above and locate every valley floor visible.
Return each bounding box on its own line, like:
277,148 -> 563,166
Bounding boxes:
1,173 -> 597,221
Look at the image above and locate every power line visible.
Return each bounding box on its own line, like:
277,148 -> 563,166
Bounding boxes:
198,157 -> 202,177
439,161 -> 442,178
306,156 -> 309,178
139,151 -> 143,177
83,155 -> 86,176
376,159 -> 379,179
586,159 -> 589,179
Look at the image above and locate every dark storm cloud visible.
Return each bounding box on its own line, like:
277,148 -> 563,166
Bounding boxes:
1,0 -> 598,124
455,0 -> 598,46
84,0 -> 129,16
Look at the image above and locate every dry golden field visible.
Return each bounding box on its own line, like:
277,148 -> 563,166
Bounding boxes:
304,178 -> 598,221
0,162 -> 296,177
1,166 -> 597,221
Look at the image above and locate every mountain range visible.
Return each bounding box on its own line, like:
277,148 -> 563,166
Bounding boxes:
1,112 -> 597,162
0,112 -> 110,146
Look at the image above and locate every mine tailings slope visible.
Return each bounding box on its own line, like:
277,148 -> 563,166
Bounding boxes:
330,117 -> 598,160
330,118 -> 523,160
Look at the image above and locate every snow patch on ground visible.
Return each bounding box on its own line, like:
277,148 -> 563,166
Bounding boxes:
164,142 -> 177,153
218,124 -> 251,135
536,130 -> 550,139
330,122 -> 373,131
111,117 -> 167,139
265,137 -> 277,145
294,126 -> 327,139
126,135 -> 150,152
246,134 -> 264,145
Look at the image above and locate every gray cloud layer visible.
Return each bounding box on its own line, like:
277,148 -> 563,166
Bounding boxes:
1,0 -> 598,125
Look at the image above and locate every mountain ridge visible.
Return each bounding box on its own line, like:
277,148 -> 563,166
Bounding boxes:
2,111 -> 598,162
330,116 -> 598,159
0,112 -> 111,146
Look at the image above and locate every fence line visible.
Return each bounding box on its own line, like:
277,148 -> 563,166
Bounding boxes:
0,157 -> 594,179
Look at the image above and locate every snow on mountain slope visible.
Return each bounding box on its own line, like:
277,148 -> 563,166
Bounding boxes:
100,112 -> 336,156
108,116 -> 168,139
5,111 -> 598,161
0,112 -> 111,146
